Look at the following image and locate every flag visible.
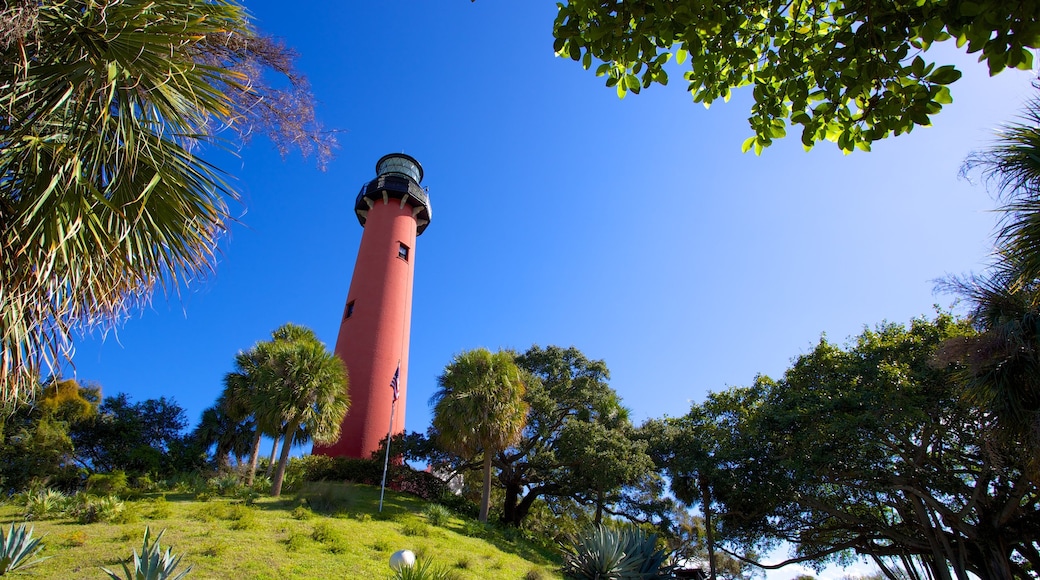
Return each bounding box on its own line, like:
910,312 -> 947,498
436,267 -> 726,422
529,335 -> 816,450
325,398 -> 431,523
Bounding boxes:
390,363 -> 400,402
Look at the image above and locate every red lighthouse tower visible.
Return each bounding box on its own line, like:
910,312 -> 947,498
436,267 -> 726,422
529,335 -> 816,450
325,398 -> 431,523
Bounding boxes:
313,153 -> 431,458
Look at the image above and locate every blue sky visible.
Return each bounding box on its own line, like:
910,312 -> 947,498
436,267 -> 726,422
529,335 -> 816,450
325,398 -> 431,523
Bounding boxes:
68,3 -> 1034,571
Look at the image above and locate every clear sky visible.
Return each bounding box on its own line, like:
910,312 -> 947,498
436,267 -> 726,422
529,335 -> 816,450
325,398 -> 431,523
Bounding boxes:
67,2 -> 1035,573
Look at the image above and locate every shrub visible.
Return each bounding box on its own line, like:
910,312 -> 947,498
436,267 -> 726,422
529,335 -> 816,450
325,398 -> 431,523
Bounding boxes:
283,530 -> 308,552
167,472 -> 208,495
101,527 -> 191,580
310,521 -> 338,544
561,524 -> 674,580
208,474 -> 242,497
290,506 -> 313,520
133,474 -> 159,492
87,471 -> 129,496
460,520 -> 487,539
250,476 -> 272,495
422,503 -> 451,527
401,519 -> 430,537
70,494 -> 126,524
435,491 -> 478,519
24,488 -> 68,520
0,523 -> 48,575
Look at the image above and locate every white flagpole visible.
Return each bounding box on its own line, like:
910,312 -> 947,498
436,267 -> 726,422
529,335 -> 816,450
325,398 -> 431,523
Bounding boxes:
378,397 -> 395,512
379,362 -> 400,513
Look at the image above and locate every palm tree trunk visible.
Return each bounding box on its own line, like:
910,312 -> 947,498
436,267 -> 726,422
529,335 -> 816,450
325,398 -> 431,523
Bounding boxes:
271,426 -> 297,497
479,453 -> 493,523
700,473 -> 717,580
265,435 -> 280,479
246,430 -> 262,486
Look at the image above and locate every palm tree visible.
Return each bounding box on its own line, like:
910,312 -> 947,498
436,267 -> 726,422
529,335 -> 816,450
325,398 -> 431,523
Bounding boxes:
258,324 -> 349,497
192,402 -> 253,473
431,348 -> 528,523
222,346 -> 283,486
964,95 -> 1040,285
0,0 -> 332,404
937,268 -> 1040,473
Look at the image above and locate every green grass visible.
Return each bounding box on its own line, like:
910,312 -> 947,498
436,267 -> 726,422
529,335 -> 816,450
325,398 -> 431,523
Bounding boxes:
1,483 -> 561,579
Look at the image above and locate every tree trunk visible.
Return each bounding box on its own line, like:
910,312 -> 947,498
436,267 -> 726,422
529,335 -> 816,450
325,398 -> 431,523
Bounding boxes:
700,474 -> 717,580
265,435 -> 280,479
594,489 -> 604,527
246,430 -> 262,486
479,453 -> 493,523
502,480 -> 521,526
271,426 -> 297,497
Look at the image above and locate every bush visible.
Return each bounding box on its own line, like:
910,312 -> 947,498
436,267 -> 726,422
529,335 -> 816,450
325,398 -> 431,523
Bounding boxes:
24,488 -> 68,520
208,473 -> 242,497
87,471 -> 129,496
434,490 -> 478,519
284,529 -> 308,552
69,494 -> 126,524
290,506 -> 313,520
422,503 -> 451,527
400,518 -> 430,537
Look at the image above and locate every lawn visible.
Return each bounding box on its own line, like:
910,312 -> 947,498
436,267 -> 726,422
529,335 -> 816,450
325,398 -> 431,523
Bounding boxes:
1,482 -> 562,579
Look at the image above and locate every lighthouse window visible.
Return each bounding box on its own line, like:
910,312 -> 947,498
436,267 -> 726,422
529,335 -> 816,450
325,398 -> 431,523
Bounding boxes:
398,243 -> 409,261
344,301 -> 355,320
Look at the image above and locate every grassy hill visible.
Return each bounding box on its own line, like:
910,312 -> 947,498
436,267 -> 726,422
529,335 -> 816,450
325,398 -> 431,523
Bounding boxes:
1,482 -> 562,579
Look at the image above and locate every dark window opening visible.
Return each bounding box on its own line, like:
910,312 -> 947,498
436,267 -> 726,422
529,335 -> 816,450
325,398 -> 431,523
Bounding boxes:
344,301 -> 355,320
398,243 -> 410,261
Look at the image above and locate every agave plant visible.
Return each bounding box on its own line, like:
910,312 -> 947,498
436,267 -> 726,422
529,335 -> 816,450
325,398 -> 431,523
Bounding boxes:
561,524 -> 674,580
0,523 -> 48,575
102,528 -> 191,580
389,556 -> 453,580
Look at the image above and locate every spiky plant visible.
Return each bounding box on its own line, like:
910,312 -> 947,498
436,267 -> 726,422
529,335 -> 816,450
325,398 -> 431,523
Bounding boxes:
0,523 -> 48,575
389,556 -> 453,580
23,488 -> 67,520
561,524 -> 674,580
102,527 -> 191,580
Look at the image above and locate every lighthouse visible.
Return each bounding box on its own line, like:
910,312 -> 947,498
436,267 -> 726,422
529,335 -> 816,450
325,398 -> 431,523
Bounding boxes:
313,153 -> 431,458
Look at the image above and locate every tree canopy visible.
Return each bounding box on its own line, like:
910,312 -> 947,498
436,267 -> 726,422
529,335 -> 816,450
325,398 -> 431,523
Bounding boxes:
551,0 -> 1040,153
665,314 -> 1040,580
494,345 -> 655,527
0,0 -> 332,403
433,348 -> 528,523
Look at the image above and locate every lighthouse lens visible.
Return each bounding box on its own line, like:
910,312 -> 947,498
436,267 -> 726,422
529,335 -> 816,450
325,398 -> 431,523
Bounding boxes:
377,156 -> 422,183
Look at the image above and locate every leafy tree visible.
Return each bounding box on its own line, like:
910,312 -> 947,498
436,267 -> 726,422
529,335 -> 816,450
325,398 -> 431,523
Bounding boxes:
0,0 -> 333,404
432,348 -> 529,523
493,345 -> 655,527
0,378 -> 98,492
70,392 -> 189,477
644,382 -> 768,580
701,315 -> 1040,580
550,0 -> 1040,153
252,324 -> 349,497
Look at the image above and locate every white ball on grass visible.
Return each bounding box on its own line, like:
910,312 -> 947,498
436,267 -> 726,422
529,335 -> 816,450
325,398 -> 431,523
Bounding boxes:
389,549 -> 416,571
